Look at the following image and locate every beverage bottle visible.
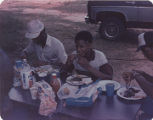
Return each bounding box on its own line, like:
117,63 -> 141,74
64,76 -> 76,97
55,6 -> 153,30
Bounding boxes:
50,73 -> 61,94
23,59 -> 30,71
20,59 -> 35,89
13,60 -> 23,87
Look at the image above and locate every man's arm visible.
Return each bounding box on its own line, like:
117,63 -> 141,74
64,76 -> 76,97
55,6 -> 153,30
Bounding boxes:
58,43 -> 68,64
21,41 -> 34,59
134,73 -> 153,98
132,70 -> 153,84
141,72 -> 153,84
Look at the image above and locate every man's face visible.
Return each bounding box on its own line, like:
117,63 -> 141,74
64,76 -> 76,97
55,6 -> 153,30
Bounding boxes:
75,40 -> 92,57
32,29 -> 46,45
32,34 -> 42,45
141,46 -> 153,62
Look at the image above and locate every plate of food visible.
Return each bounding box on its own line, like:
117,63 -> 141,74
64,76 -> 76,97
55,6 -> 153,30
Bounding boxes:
99,80 -> 121,91
117,87 -> 146,100
66,74 -> 92,86
34,65 -> 53,74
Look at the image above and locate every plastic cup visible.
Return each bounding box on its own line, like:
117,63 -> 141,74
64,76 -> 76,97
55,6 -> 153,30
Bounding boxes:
30,87 -> 37,100
15,60 -> 23,69
106,83 -> 115,97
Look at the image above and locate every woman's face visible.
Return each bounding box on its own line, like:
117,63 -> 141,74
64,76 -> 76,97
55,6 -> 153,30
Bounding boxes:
75,40 -> 92,57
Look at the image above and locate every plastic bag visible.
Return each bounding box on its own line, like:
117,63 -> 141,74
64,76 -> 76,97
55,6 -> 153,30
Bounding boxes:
39,94 -> 57,116
31,80 -> 57,116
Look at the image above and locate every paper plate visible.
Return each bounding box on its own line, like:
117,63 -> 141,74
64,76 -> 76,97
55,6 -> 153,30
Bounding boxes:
66,75 -> 92,86
99,80 -> 121,91
34,65 -> 53,73
117,87 -> 146,100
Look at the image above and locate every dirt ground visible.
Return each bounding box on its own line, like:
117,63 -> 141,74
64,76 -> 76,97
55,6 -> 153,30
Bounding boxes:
0,0 -> 153,119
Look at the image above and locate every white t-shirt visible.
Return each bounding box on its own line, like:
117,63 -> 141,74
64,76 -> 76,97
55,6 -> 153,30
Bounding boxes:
23,35 -> 67,64
73,49 -> 108,71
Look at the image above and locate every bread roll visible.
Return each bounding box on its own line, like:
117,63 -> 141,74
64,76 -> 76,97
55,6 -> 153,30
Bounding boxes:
63,87 -> 70,95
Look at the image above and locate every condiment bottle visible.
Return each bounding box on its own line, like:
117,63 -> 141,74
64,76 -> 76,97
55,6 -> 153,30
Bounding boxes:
50,73 -> 61,94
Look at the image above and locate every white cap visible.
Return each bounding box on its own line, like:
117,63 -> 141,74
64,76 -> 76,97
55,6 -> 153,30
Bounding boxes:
25,19 -> 44,39
137,33 -> 146,52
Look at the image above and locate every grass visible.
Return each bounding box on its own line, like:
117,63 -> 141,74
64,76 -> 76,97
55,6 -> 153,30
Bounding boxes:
0,11 -> 26,53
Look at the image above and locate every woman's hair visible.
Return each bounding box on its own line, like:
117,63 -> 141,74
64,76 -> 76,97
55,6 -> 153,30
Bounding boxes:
75,31 -> 93,44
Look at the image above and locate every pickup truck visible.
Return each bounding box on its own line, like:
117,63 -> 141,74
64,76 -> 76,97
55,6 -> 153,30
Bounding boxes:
85,0 -> 153,40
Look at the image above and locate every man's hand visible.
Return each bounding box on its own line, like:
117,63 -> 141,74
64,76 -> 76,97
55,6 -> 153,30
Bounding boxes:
78,56 -> 90,69
32,60 -> 48,67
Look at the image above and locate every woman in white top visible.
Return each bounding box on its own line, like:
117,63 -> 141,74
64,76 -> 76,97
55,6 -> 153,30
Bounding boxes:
61,31 -> 113,81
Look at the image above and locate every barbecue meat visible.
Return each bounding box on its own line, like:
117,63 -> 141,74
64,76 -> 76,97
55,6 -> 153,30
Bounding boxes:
124,88 -> 140,98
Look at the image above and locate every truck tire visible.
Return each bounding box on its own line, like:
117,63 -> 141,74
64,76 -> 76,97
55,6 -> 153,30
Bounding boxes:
99,17 -> 125,41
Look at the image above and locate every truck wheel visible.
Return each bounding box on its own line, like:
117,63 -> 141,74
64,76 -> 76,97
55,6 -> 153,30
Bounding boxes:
99,17 -> 125,41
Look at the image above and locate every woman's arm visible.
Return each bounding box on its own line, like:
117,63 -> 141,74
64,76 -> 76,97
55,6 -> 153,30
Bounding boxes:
86,63 -> 113,80
60,55 -> 75,82
78,56 -> 113,80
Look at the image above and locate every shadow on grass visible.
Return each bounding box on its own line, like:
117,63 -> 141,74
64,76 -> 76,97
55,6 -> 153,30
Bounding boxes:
118,29 -> 139,44
0,11 -> 25,52
96,29 -> 139,45
51,0 -> 87,14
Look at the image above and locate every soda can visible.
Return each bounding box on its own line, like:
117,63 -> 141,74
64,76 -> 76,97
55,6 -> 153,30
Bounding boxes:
106,83 -> 115,97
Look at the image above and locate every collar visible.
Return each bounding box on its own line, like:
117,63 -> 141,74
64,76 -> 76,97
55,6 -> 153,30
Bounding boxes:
42,34 -> 49,48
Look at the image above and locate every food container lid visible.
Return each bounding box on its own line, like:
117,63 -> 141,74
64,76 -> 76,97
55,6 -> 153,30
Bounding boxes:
38,72 -> 47,77
52,73 -> 57,76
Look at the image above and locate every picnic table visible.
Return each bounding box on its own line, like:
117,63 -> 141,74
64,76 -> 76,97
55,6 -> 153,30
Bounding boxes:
9,86 -> 143,120
9,63 -> 144,120
57,92 -> 142,120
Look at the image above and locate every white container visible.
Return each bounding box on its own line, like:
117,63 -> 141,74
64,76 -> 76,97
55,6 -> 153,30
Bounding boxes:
20,69 -> 36,89
13,66 -> 22,87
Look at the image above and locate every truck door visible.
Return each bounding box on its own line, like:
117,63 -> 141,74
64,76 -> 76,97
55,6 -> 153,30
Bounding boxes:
138,1 -> 153,22
124,1 -> 139,22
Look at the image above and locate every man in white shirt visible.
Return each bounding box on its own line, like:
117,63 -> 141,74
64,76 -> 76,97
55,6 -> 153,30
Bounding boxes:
61,31 -> 113,81
22,19 -> 67,66
123,32 -> 153,119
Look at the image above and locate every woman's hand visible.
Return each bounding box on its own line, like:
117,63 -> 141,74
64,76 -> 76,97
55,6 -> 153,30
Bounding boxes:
66,54 -> 77,65
122,72 -> 135,89
122,72 -> 134,83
